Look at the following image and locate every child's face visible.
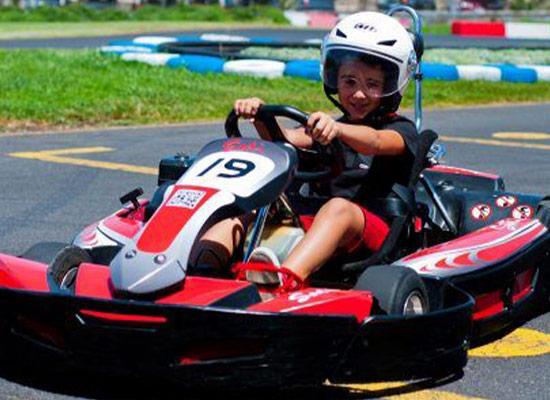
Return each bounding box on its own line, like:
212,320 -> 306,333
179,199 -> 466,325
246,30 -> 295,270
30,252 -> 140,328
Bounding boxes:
337,59 -> 384,121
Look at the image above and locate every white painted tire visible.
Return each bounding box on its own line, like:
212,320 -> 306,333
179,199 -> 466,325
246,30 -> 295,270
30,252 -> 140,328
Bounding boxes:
223,59 -> 286,79
121,52 -> 179,66
456,65 -> 501,81
99,45 -> 153,54
200,33 -> 249,42
133,36 -> 177,46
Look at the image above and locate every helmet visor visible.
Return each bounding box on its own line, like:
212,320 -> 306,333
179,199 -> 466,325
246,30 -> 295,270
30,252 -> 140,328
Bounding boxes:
323,48 -> 410,99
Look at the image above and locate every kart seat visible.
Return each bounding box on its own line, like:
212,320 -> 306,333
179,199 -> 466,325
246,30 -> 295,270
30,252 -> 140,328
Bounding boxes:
341,129 -> 439,274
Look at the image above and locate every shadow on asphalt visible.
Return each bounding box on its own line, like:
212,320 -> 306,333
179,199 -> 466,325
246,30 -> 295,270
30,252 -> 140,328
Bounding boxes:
0,340 -> 464,400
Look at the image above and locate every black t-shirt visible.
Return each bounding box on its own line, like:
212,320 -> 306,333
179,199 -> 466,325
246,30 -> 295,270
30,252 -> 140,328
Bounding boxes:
313,114 -> 418,205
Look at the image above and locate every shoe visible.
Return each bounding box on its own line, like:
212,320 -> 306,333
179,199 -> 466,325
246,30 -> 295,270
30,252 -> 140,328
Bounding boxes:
234,247 -> 306,295
245,246 -> 281,285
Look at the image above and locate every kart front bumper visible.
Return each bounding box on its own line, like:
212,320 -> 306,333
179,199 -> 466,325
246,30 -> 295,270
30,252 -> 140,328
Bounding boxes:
0,284 -> 473,387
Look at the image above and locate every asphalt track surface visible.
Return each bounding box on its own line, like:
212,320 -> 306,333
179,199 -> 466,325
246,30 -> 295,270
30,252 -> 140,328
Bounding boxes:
0,103 -> 549,399
2,28 -> 550,49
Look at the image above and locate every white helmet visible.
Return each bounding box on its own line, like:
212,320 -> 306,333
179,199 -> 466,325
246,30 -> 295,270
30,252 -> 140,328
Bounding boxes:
321,12 -> 417,113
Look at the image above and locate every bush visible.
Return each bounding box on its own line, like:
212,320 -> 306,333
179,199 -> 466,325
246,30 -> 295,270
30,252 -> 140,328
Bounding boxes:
0,6 -> 27,22
0,4 -> 288,24
509,0 -> 547,9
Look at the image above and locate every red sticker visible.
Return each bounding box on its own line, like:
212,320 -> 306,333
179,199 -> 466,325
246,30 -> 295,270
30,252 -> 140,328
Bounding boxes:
470,204 -> 493,221
512,205 -> 534,220
495,195 -> 517,208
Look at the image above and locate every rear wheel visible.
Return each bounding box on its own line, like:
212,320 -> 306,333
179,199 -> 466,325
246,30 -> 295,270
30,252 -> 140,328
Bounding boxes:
354,265 -> 429,315
48,246 -> 91,293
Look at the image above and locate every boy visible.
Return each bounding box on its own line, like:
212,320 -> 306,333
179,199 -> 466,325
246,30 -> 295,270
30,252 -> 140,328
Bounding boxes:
192,11 -> 419,291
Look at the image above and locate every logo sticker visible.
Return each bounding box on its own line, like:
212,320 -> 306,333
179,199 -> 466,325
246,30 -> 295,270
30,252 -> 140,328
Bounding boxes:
491,219 -> 522,232
167,189 -> 206,209
496,195 -> 517,208
512,205 -> 534,220
288,289 -> 329,304
354,23 -> 377,32
470,204 -> 492,221
223,139 -> 265,154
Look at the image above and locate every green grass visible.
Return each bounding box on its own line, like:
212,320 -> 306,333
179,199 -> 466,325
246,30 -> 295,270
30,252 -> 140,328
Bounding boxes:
422,23 -> 451,35
1,49 -> 549,132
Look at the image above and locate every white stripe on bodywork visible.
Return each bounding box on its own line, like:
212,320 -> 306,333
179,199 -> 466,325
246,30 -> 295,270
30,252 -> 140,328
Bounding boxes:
398,220 -> 546,276
97,218 -> 136,247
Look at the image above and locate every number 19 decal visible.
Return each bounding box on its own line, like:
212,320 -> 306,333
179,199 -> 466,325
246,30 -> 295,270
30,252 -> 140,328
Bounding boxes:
197,157 -> 256,179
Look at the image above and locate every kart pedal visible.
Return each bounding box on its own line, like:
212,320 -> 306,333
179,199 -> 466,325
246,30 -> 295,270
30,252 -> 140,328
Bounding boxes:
120,187 -> 144,210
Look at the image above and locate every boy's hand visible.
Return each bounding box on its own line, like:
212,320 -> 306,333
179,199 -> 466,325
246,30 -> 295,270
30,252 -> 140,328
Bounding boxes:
234,97 -> 264,121
306,112 -> 341,145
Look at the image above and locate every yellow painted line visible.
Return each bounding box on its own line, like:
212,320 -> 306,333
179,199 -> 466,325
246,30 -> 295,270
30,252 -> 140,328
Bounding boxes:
470,328 -> 550,358
9,147 -> 157,175
440,135 -> 550,151
492,132 -> 550,140
327,327 -> 550,398
328,382 -> 489,400
8,134 -> 550,179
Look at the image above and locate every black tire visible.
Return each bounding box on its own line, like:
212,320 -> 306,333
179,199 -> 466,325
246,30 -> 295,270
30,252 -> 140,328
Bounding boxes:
18,242 -> 69,264
354,265 -> 429,315
537,203 -> 550,228
48,246 -> 91,293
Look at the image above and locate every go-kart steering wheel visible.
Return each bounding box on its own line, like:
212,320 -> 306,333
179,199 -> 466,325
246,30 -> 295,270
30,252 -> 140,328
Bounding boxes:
224,105 -> 343,182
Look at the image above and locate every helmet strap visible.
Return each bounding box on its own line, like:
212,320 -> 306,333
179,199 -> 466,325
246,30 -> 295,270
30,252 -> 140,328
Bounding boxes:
324,84 -> 349,117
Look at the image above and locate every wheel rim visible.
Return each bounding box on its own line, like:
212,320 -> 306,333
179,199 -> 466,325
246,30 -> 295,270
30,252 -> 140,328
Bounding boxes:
403,290 -> 426,315
59,267 -> 78,290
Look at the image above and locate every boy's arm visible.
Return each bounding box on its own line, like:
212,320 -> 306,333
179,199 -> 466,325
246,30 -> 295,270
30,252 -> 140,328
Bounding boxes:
336,122 -> 406,156
253,120 -> 313,149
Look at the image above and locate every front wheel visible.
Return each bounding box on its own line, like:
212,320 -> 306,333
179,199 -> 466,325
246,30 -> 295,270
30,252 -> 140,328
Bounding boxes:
354,265 -> 429,315
48,246 -> 91,293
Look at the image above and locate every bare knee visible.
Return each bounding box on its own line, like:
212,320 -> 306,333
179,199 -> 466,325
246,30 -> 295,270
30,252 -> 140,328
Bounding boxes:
317,198 -> 365,245
189,216 -> 247,271
318,198 -> 356,223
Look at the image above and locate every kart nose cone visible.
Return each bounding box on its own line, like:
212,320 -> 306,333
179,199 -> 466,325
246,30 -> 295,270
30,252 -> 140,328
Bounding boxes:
110,251 -> 186,295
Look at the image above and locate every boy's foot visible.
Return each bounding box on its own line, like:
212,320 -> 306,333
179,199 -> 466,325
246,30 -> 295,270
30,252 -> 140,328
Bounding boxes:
237,246 -> 305,294
245,246 -> 281,285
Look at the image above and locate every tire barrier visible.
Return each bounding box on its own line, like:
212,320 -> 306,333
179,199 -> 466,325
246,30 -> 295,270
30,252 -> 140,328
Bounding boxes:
455,65 -> 502,82
133,36 -> 179,46
100,45 -> 153,55
167,55 -> 226,73
102,35 -> 550,83
223,59 -> 286,79
120,52 -> 180,66
452,20 -> 550,40
422,63 -> 460,81
284,60 -> 321,81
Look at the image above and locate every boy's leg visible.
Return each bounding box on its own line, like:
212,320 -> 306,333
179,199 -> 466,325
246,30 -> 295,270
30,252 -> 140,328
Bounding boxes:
282,198 -> 365,280
189,216 -> 247,273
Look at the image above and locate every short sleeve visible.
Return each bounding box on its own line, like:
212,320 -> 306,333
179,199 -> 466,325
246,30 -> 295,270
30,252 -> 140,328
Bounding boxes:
383,116 -> 418,159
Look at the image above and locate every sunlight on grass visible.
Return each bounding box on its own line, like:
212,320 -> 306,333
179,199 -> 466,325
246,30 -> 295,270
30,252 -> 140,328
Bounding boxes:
1,49 -> 549,132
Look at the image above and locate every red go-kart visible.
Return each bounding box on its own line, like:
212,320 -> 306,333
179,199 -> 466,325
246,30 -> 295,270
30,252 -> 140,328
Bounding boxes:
0,103 -> 549,388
